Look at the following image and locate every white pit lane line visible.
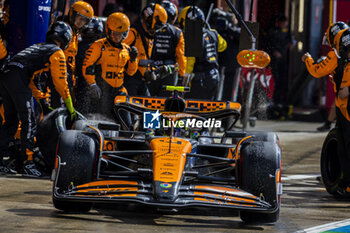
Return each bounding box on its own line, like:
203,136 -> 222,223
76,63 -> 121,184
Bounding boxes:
295,219 -> 350,233
282,174 -> 320,181
285,174 -> 350,233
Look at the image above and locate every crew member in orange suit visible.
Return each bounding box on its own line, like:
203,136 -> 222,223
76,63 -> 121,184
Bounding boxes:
123,3 -> 167,96
302,21 -> 349,131
328,29 -> 350,195
82,12 -> 138,125
50,1 -> 94,108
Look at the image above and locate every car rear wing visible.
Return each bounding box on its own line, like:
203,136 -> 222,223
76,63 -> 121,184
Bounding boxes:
114,96 -> 241,130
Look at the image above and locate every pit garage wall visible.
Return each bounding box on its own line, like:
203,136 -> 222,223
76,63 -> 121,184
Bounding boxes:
8,0 -> 51,54
330,0 -> 350,24
243,0 -> 328,109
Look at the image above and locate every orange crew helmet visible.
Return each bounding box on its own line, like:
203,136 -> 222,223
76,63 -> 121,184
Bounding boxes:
141,3 -> 167,35
106,12 -> 130,46
323,21 -> 349,48
335,28 -> 350,59
68,1 -> 94,31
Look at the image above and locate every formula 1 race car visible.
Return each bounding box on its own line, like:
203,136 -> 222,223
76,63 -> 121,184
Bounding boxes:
52,86 -> 282,223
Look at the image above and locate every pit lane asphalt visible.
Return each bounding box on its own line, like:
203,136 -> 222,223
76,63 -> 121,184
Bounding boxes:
1,120 -> 349,233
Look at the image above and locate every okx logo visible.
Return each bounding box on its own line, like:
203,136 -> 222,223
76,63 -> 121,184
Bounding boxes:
143,110 -> 161,129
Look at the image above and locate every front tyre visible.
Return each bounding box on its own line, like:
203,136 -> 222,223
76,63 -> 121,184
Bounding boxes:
239,141 -> 281,223
53,130 -> 96,212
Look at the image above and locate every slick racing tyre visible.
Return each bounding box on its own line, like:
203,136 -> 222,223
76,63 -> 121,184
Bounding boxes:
53,130 -> 96,212
320,128 -> 344,197
37,108 -> 69,170
239,141 -> 281,223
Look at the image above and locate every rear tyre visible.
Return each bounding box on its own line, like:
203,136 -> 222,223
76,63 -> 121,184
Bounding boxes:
53,130 -> 96,212
239,141 -> 281,223
320,128 -> 344,197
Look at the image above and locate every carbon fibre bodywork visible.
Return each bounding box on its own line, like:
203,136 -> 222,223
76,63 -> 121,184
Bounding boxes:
54,178 -> 275,211
52,96 -> 281,222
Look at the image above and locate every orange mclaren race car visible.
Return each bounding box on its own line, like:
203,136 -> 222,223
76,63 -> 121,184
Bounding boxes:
52,86 -> 282,223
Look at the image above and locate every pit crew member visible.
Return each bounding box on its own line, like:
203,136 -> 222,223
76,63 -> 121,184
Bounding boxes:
82,12 -> 138,124
178,6 -> 227,100
50,1 -> 94,108
302,21 -> 349,131
75,17 -> 104,114
148,1 -> 186,97
0,21 -> 75,176
123,3 -> 167,96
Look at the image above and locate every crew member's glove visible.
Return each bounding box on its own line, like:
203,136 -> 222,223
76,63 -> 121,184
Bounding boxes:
90,83 -> 101,100
38,98 -> 54,115
144,70 -> 156,84
64,97 -> 77,121
301,52 -> 311,62
158,65 -> 172,78
128,46 -> 138,62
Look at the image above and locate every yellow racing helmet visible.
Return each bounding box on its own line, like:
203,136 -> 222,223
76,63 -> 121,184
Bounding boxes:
177,6 -> 204,30
106,12 -> 130,45
68,1 -> 94,31
142,3 -> 167,35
